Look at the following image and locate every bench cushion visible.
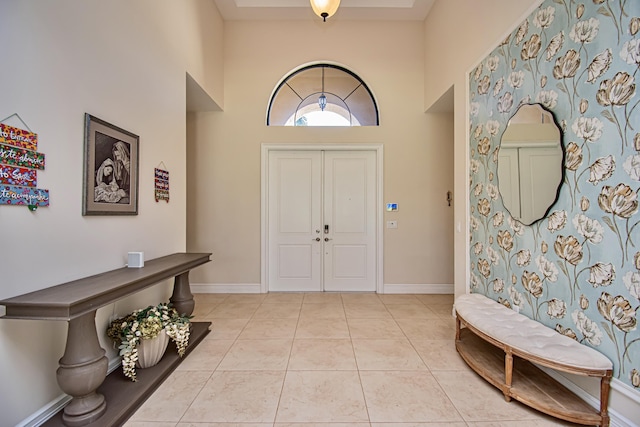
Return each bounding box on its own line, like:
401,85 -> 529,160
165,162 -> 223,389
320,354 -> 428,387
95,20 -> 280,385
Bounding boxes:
455,293 -> 612,371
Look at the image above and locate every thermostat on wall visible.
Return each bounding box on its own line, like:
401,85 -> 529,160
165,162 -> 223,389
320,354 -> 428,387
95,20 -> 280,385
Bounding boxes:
386,203 -> 398,211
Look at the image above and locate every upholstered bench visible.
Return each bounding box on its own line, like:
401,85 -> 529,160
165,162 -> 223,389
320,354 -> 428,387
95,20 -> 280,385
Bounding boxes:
455,293 -> 613,427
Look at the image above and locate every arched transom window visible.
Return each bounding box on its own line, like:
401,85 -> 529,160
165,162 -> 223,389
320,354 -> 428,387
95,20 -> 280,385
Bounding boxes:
267,64 -> 379,126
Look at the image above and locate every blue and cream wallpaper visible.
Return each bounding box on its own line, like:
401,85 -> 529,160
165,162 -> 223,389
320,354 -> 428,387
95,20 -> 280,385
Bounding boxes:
469,0 -> 640,389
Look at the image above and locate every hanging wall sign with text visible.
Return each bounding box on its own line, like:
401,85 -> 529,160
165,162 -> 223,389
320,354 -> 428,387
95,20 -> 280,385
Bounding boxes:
154,168 -> 169,202
0,121 -> 49,208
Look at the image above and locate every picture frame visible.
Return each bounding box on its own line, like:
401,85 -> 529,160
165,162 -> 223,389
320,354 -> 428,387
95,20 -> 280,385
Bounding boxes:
83,114 -> 139,215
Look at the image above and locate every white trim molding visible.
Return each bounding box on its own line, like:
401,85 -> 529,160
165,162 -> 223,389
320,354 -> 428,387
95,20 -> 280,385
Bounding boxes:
383,283 -> 454,294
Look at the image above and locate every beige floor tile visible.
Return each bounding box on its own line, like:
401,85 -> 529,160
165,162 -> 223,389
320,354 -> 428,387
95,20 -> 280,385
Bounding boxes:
288,339 -> 357,370
204,318 -> 249,339
194,293 -> 230,305
124,422 -> 177,427
347,318 -> 404,339
191,302 -> 218,320
429,304 -> 457,319
277,424 -> 370,427
253,303 -> 302,319
341,293 -> 383,304
300,302 -> 346,318
217,339 -> 292,370
263,293 -> 305,303
359,370 -> 463,423
395,318 -> 455,341
385,304 -> 440,319
303,293 -> 344,303
352,339 -> 427,370
415,294 -> 455,306
295,317 -> 350,338
344,303 -> 391,319
179,424 -> 272,427
467,421 -> 581,427
175,339 -> 234,371
276,371 -> 369,422
224,294 -> 267,304
128,371 -> 211,422
432,370 -> 545,422
372,424 -> 467,427
209,303 -> 260,318
378,294 -> 422,305
411,340 -> 469,371
238,318 -> 298,339
181,370 -> 285,423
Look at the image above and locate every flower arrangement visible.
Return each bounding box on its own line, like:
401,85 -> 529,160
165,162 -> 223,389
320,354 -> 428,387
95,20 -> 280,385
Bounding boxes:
107,302 -> 191,381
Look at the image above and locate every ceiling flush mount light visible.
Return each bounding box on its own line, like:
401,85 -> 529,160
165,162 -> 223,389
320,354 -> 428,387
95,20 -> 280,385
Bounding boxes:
310,0 -> 341,22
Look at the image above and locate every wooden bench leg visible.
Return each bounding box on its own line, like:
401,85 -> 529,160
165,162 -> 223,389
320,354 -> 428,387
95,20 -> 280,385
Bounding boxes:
455,315 -> 461,341
600,375 -> 611,427
504,350 -> 513,402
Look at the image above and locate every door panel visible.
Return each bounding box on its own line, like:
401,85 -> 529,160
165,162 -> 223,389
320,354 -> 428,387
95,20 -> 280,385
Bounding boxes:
323,151 -> 376,292
268,151 -> 322,291
268,150 -> 376,292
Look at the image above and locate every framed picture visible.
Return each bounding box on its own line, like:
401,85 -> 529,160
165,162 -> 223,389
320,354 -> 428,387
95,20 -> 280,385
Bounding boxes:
83,114 -> 139,215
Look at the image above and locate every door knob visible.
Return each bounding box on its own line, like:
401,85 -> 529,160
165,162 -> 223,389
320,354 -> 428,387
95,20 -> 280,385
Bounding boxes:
314,237 -> 321,241
324,237 -> 332,242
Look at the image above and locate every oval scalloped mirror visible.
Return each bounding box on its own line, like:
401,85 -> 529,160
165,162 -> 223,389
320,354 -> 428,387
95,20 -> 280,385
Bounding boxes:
497,103 -> 563,225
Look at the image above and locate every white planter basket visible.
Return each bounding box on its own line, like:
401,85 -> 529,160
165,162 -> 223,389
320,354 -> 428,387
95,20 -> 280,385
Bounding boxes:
135,329 -> 169,368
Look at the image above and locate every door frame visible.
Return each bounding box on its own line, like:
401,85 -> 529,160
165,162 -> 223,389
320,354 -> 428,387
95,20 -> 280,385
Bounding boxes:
261,143 -> 384,294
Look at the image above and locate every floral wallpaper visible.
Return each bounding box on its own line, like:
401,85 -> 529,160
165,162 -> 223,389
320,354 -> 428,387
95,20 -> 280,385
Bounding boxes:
469,0 -> 640,389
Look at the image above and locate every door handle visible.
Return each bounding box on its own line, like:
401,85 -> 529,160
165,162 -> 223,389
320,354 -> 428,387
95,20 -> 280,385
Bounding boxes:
314,237 -> 321,241
324,237 -> 332,242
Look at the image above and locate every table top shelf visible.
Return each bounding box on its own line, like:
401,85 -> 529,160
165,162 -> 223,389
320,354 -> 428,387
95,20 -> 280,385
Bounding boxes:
0,253 -> 211,321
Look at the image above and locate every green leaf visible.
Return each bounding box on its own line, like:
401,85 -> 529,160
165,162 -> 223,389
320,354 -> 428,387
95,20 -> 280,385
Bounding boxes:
600,109 -> 616,124
602,216 -> 616,233
600,321 -> 615,341
597,6 -> 612,17
556,83 -> 567,94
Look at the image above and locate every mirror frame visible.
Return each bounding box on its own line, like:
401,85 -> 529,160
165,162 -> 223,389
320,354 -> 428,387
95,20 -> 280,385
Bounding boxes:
496,103 -> 565,226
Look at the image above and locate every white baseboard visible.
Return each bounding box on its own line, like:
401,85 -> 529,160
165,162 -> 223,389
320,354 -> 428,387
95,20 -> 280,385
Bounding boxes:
382,283 -> 454,294
191,283 -> 262,293
538,367 -> 640,427
190,283 -> 454,295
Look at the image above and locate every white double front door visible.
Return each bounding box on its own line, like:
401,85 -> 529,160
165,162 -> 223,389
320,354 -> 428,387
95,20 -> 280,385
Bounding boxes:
267,150 -> 377,292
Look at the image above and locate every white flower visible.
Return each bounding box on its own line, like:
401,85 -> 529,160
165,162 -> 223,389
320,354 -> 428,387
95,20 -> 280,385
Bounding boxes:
547,210 -> 567,232
485,120 -> 501,136
623,154 -> 640,181
572,214 -> 604,244
572,310 -> 603,346
547,298 -> 566,318
588,155 -> 615,185
469,102 -> 480,117
497,91 -> 514,114
487,55 -> 500,71
545,31 -> 564,60
508,70 -> 525,88
623,271 -> 640,300
536,90 -> 558,109
587,262 -> 616,287
620,39 -> 640,65
509,217 -> 524,235
492,278 -> 505,293
487,184 -> 499,200
572,117 -> 604,142
569,18 -> 599,44
493,77 -> 504,96
587,49 -> 612,83
474,183 -> 484,196
473,242 -> 484,255
493,211 -> 504,227
536,254 -> 559,282
509,286 -> 524,309
470,215 -> 480,232
470,159 -> 480,174
470,272 -> 480,290
534,6 -> 555,29
486,246 -> 500,265
516,250 -> 532,267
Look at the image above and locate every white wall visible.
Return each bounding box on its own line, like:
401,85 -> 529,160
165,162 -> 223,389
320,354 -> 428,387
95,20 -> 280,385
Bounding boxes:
0,1 -> 223,425
186,19 -> 455,290
423,0 -> 540,298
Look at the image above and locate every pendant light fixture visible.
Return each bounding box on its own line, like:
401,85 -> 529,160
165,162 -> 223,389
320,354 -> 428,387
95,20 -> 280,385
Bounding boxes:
310,0 -> 341,22
318,66 -> 327,111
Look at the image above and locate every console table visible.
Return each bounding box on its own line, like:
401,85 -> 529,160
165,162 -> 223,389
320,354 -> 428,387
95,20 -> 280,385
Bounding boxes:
0,252 -> 211,427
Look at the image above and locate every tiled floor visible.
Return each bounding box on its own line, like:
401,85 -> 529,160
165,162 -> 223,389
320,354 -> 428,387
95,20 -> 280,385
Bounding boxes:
125,293 -> 579,426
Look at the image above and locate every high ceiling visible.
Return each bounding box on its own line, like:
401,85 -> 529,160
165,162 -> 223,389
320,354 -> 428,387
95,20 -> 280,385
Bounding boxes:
213,0 -> 436,21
